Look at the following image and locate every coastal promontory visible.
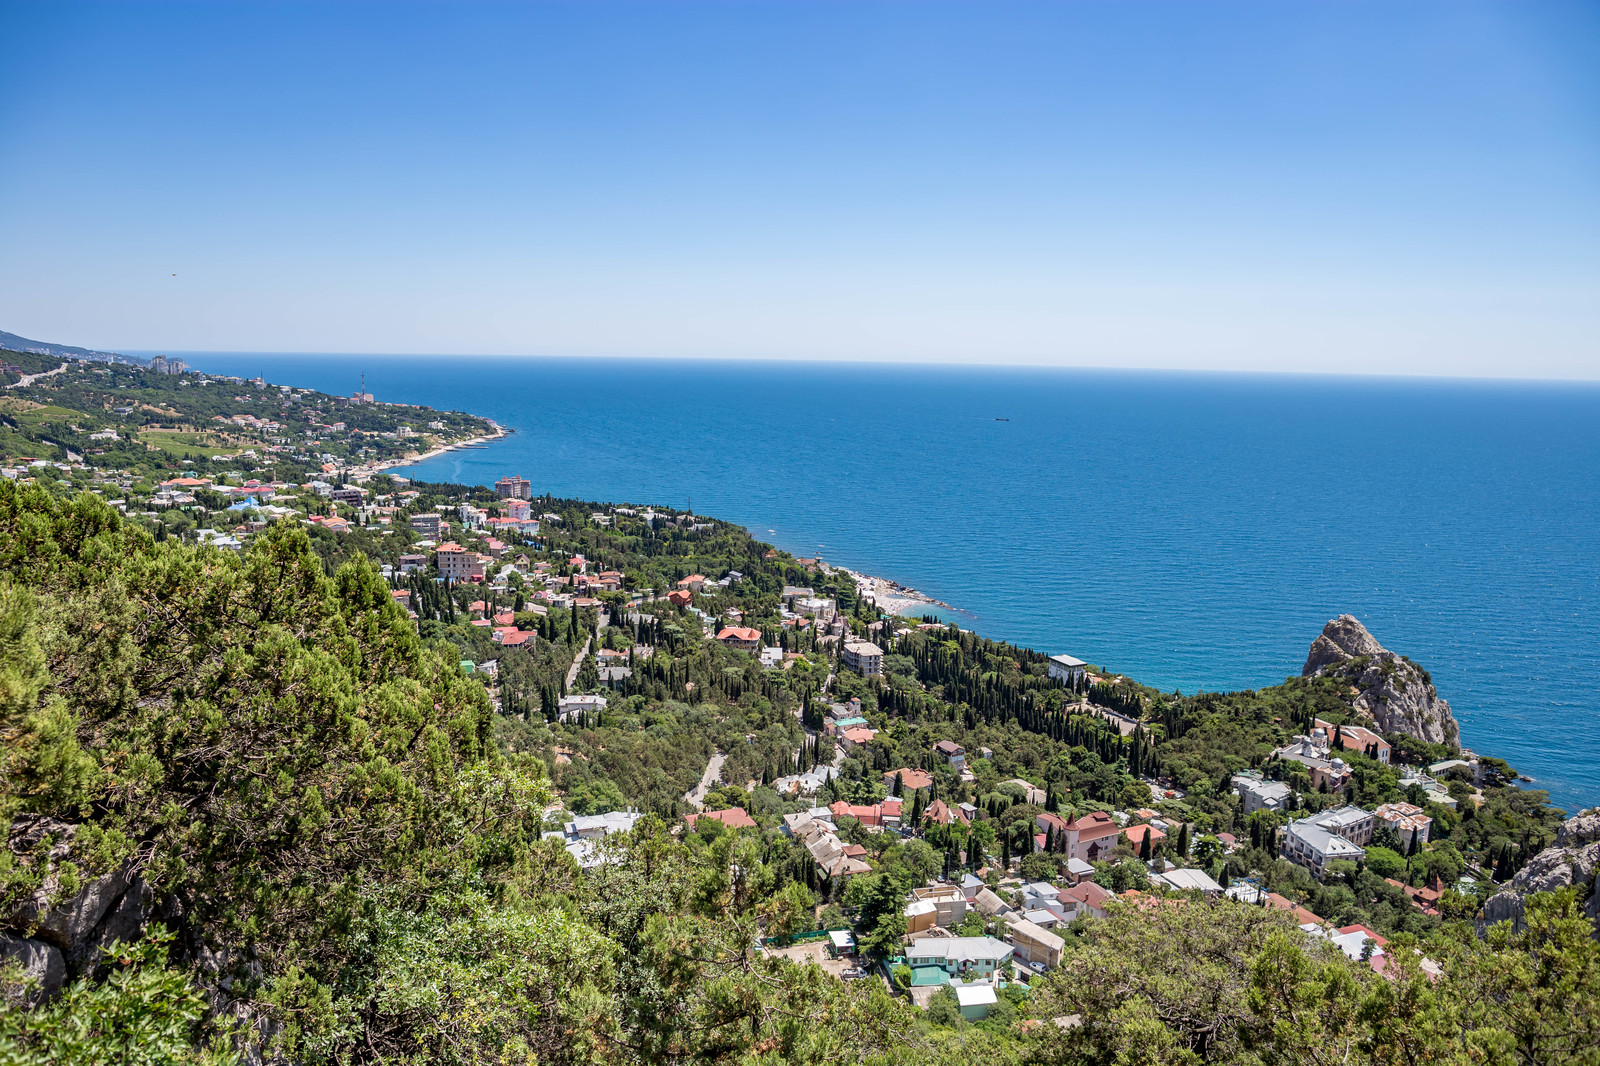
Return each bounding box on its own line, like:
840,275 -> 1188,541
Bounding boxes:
1302,614 -> 1460,746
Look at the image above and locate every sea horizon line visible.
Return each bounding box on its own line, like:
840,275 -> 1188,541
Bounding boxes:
117,348 -> 1600,389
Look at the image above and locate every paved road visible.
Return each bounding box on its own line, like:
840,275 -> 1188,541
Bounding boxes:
5,364 -> 67,389
684,751 -> 726,810
1084,701 -> 1140,737
565,637 -> 592,690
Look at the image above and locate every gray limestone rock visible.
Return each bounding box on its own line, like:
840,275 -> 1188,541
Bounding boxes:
69,876 -> 151,972
5,816 -> 150,980
0,934 -> 67,1006
1481,808 -> 1600,936
1302,615 -> 1385,673
21,866 -> 134,956
1300,615 -> 1459,746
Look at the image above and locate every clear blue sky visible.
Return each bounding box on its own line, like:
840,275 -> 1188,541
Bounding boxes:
2,2 -> 1596,377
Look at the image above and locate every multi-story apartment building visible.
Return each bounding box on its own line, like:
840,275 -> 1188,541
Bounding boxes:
495,476 -> 532,500
842,640 -> 883,676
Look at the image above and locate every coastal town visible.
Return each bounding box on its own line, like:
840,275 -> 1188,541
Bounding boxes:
3,348 -> 1588,1047
6,1 -> 1598,1056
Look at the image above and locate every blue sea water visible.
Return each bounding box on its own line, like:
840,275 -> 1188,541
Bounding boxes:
150,352 -> 1600,813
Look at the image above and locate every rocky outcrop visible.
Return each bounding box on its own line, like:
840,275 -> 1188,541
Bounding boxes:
3,815 -> 151,999
0,934 -> 66,1006
1303,615 -> 1385,674
1301,615 -> 1459,746
1481,809 -> 1600,935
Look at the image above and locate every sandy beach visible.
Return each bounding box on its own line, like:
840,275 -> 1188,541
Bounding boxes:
363,421 -> 508,476
842,567 -> 953,618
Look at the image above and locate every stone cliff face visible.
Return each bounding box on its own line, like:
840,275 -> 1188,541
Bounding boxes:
1301,615 -> 1460,747
1481,809 -> 1600,936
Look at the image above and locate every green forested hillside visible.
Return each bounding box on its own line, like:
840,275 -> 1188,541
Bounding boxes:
0,480 -> 1595,1065
0,351 -> 492,478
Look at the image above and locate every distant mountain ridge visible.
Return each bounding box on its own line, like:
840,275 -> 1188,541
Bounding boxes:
0,329 -> 141,365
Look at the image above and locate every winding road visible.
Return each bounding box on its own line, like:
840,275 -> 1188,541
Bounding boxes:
5,363 -> 67,389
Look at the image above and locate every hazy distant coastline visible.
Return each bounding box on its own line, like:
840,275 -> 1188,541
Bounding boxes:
162,350 -> 1600,813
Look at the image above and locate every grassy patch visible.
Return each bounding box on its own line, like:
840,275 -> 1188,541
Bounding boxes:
1,402 -> 91,426
138,428 -> 240,460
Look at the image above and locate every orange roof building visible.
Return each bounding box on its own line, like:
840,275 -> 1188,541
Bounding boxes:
716,626 -> 762,651
1123,824 -> 1167,851
686,807 -> 756,830
883,767 -> 934,792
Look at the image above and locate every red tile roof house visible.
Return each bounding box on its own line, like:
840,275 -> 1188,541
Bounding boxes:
716,626 -> 763,652
676,574 -> 706,591
1122,824 -> 1166,852
1058,881 -> 1114,921
921,799 -> 969,827
829,798 -> 903,828
686,807 -> 757,830
883,768 -> 934,793
1265,892 -> 1326,927
493,628 -> 534,648
667,589 -> 693,607
1315,718 -> 1392,764
1063,812 -> 1122,863
1035,812 -> 1071,838
837,726 -> 877,750
1385,877 -> 1443,916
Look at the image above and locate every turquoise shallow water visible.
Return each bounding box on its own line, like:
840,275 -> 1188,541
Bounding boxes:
152,352 -> 1600,813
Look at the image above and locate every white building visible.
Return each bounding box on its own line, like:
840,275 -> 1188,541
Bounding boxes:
1232,774 -> 1293,814
1047,654 -> 1088,685
556,809 -> 643,868
1309,805 -> 1375,847
1151,867 -> 1225,896
566,809 -> 642,840
558,694 -> 608,721
772,765 -> 839,796
1283,814 -> 1367,878
793,596 -> 836,619
905,937 -> 1015,981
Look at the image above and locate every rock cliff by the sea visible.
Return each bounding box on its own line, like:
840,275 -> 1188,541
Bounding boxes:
1481,809 -> 1600,936
1301,615 -> 1459,747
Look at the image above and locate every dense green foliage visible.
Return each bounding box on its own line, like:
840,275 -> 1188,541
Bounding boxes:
0,351 -> 491,480
0,468 -> 1593,1065
1029,887 -> 1599,1066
